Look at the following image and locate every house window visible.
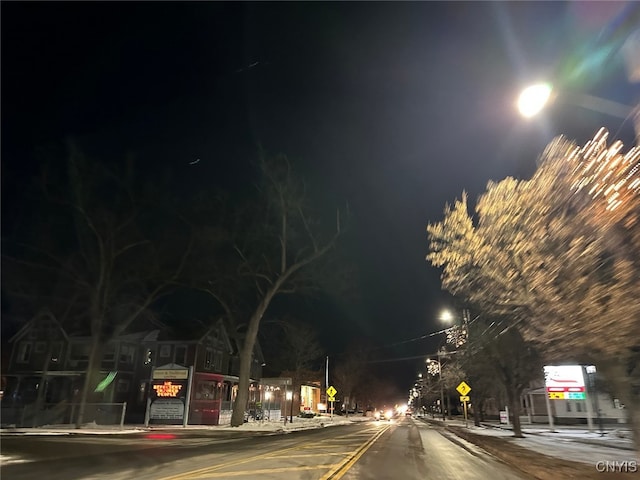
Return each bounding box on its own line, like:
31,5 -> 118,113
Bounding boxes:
143,348 -> 153,365
213,350 -> 223,371
119,345 -> 134,364
103,344 -> 116,362
174,346 -> 186,365
195,380 -> 218,400
159,345 -> 171,358
204,349 -> 213,370
138,382 -> 148,403
50,342 -> 63,363
566,402 -> 572,412
17,342 -> 32,363
70,343 -> 90,361
576,401 -> 583,413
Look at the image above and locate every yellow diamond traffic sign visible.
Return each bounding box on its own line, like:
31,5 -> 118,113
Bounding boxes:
456,381 -> 471,396
326,385 -> 337,398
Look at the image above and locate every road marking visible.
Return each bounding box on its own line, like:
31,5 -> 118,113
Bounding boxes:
158,442 -> 305,480
187,465 -> 334,478
319,424 -> 390,480
262,451 -> 355,459
159,424 -> 389,480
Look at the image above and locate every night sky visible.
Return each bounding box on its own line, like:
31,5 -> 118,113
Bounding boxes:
2,2 -> 639,393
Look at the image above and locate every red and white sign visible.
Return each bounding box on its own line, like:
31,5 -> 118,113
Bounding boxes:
544,365 -> 585,394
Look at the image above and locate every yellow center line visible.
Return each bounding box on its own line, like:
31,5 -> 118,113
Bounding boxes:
159,424 -> 388,480
262,451 -> 355,460
189,464 -> 335,479
158,442 -> 305,480
298,444 -> 354,449
319,424 -> 390,480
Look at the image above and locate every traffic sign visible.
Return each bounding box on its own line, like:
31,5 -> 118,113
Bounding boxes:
460,395 -> 470,402
326,385 -> 337,397
328,396 -> 336,402
456,381 -> 471,396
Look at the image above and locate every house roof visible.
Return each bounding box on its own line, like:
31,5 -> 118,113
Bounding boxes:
9,310 -> 69,344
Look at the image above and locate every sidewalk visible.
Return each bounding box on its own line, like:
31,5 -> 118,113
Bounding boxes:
0,414 -> 367,436
477,419 -> 635,451
419,415 -> 635,450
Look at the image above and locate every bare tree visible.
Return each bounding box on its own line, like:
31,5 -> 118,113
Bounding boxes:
188,153 -> 346,427
5,142 -> 191,426
332,343 -> 369,414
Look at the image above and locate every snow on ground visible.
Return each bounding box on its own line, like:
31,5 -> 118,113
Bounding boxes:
0,414 -> 371,436
2,415 -> 636,470
435,418 -> 638,466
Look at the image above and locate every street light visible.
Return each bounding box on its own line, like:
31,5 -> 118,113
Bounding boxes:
441,308 -> 470,348
426,356 -> 445,421
586,365 -> 605,436
517,83 -> 635,120
517,83 -> 553,118
439,309 -> 454,324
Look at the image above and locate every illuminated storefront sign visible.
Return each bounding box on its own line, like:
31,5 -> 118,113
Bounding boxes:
544,365 -> 587,400
153,381 -> 183,398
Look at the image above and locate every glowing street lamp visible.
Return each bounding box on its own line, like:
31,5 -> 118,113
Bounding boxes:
426,356 -> 445,421
517,83 -> 553,118
440,308 -> 470,348
439,309 -> 454,324
517,83 -> 634,119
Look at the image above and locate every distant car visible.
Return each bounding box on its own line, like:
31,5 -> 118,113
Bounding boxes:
374,409 -> 393,421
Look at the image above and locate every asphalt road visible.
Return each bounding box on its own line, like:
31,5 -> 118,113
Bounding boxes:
1,417 -> 529,479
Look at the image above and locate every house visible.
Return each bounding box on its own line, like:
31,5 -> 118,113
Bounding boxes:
1,314 -> 264,426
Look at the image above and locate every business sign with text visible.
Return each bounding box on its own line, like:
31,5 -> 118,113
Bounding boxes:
544,365 -> 586,400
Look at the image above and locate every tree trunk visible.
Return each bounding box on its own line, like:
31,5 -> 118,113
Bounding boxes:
230,293 -> 275,427
507,388 -> 523,438
75,334 -> 103,427
473,398 -> 482,427
599,357 -> 640,457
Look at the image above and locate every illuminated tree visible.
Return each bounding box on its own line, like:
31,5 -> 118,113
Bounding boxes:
427,128 -> 640,450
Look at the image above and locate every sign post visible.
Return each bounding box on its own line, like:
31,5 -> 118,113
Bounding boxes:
326,385 -> 337,420
145,363 -> 190,426
456,381 -> 472,428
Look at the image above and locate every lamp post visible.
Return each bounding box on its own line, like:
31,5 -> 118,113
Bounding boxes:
586,365 -> 605,436
441,308 -> 470,348
427,356 -> 445,421
286,390 -> 293,424
265,389 -> 272,421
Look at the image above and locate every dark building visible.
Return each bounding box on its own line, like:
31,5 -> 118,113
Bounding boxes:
1,312 -> 264,426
